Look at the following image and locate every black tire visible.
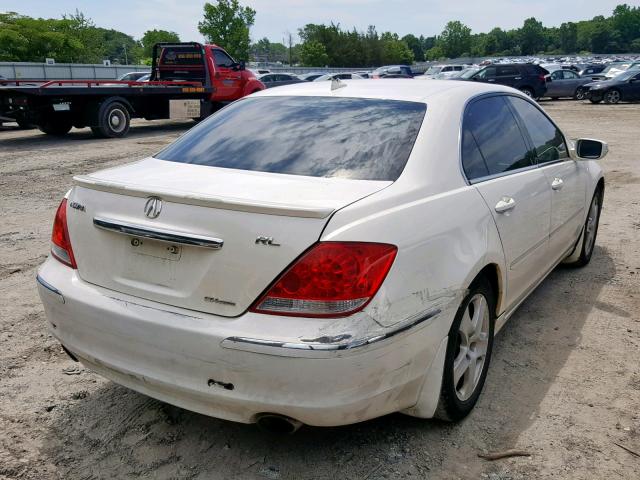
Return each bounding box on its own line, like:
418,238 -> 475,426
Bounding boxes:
603,89 -> 621,104
551,97 -> 559,100
92,101 -> 130,138
519,87 -> 534,98
565,187 -> 603,268
574,88 -> 586,100
38,117 -> 72,136
434,277 -> 496,422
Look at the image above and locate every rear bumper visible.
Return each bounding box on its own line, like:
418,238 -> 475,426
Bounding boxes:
37,257 -> 448,426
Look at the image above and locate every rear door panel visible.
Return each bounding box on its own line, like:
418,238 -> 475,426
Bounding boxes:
474,171 -> 551,307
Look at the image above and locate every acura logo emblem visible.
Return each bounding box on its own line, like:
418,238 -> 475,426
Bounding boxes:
144,196 -> 162,219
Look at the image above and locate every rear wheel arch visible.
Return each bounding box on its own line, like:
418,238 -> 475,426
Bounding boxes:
474,264 -> 503,316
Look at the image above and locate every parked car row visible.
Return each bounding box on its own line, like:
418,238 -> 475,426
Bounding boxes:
418,61 -> 640,103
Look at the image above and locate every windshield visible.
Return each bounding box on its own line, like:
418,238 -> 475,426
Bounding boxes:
602,63 -> 630,74
458,68 -> 478,79
156,96 -> 427,181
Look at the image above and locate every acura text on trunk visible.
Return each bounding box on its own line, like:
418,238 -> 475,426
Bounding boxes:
37,80 -> 608,432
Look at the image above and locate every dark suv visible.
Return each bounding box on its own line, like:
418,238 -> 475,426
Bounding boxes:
463,64 -> 549,99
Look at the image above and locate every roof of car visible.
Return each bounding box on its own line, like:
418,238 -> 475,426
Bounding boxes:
252,78 -> 516,103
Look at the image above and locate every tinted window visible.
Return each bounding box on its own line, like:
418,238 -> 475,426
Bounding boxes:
497,66 -> 518,76
213,49 -> 234,67
462,96 -> 532,180
550,70 -> 563,80
156,96 -> 426,181
476,67 -> 497,79
508,97 -> 568,163
563,70 -> 579,79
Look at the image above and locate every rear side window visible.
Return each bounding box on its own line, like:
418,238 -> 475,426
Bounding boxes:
462,96 -> 533,181
508,97 -> 568,163
497,66 -> 518,76
156,96 -> 427,181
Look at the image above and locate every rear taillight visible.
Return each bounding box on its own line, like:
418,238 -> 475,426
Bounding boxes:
51,198 -> 77,269
250,242 -> 397,318
540,74 -> 547,82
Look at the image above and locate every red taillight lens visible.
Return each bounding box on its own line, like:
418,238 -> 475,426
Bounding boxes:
51,198 -> 77,268
540,74 -> 547,82
251,242 -> 397,317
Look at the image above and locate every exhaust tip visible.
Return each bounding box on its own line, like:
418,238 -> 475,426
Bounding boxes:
255,414 -> 303,434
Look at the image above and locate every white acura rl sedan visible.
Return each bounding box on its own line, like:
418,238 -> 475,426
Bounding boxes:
37,80 -> 607,432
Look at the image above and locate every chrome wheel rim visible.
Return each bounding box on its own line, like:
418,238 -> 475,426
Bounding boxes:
454,294 -> 490,402
584,194 -> 599,255
109,108 -> 126,132
576,89 -> 585,100
606,90 -> 620,103
521,89 -> 533,97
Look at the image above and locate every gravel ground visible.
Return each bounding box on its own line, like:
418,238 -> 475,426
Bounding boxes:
1,102 -> 639,480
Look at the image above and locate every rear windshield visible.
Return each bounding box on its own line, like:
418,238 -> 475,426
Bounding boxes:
156,96 -> 426,181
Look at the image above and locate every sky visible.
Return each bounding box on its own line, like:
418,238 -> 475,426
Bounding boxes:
1,0 -> 627,44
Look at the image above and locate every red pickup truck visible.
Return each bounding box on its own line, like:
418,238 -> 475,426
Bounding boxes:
0,42 -> 265,138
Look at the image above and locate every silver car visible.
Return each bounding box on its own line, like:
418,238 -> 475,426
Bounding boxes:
544,70 -> 593,100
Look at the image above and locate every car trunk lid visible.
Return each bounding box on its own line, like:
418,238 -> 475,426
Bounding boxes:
66,158 -> 390,316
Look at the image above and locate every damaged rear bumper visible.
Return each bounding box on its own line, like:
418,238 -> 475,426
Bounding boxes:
37,257 -> 449,426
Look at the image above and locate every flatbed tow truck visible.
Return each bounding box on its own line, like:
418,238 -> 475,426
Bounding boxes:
0,42 -> 265,138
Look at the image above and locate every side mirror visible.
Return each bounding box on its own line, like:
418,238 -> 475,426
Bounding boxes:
575,138 -> 608,160
239,60 -> 246,71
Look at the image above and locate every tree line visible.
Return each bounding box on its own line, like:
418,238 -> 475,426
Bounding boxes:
1,2 -> 639,67
0,10 -> 180,64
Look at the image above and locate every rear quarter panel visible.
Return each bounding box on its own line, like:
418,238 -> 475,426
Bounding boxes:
322,185 -> 505,336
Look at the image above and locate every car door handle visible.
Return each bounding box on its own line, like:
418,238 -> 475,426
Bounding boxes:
488,79 -> 495,82
495,196 -> 516,213
551,177 -> 564,190
515,77 -> 522,80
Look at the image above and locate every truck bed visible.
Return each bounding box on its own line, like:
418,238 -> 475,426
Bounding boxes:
0,79 -> 214,97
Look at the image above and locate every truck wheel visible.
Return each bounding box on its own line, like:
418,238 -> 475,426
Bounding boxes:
92,102 -> 130,138
38,118 -> 72,136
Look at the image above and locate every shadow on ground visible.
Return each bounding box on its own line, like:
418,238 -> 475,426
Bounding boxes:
42,246 -> 616,479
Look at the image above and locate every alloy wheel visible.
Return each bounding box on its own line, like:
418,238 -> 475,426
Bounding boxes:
584,193 -> 600,256
605,90 -> 620,104
453,294 -> 490,401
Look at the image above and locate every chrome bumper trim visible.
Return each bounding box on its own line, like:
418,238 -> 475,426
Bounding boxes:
93,217 -> 223,249
222,309 -> 441,353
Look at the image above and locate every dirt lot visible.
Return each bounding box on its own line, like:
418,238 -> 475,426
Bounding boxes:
1,102 -> 639,480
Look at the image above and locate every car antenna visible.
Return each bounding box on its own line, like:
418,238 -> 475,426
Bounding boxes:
331,77 -> 347,91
